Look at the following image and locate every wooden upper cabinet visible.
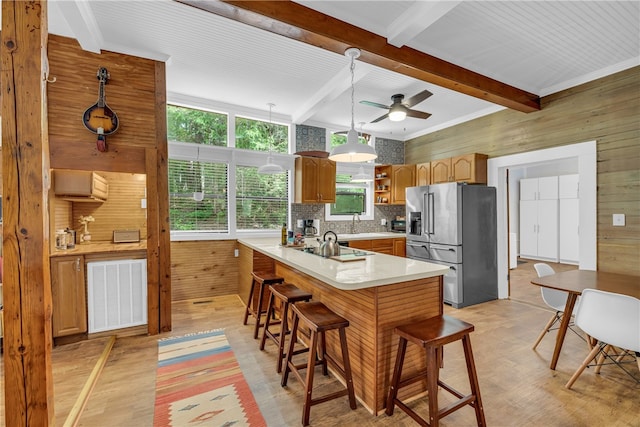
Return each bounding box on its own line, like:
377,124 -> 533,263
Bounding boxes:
294,156 -> 336,203
390,164 -> 415,204
415,162 -> 430,186
431,153 -> 488,184
451,153 -> 488,184
431,158 -> 452,184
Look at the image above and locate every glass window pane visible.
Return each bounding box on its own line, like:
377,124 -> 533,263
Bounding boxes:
236,166 -> 288,230
167,105 -> 227,146
330,186 -> 366,215
168,159 -> 228,231
236,117 -> 288,153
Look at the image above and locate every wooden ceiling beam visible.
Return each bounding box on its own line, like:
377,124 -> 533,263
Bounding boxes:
176,0 -> 540,113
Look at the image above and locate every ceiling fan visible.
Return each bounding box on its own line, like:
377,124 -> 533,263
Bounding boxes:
360,90 -> 433,123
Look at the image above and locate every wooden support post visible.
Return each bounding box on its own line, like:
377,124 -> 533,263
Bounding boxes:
2,0 -> 55,425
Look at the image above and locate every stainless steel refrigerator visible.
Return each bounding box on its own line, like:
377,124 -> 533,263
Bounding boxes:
406,182 -> 498,308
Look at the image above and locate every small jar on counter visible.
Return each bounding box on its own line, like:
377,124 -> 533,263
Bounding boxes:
55,229 -> 68,250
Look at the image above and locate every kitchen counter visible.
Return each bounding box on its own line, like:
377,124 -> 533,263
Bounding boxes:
50,241 -> 147,257
237,237 -> 447,414
238,237 -> 446,290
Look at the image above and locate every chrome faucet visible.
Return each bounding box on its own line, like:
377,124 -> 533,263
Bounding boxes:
351,213 -> 361,234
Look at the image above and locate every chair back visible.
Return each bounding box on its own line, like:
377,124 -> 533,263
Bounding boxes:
575,288 -> 640,353
534,263 -> 568,312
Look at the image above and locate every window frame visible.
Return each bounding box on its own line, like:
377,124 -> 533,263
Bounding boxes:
166,96 -> 296,241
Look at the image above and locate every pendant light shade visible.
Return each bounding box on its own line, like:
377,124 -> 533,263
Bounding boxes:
329,48 -> 377,163
351,165 -> 373,182
258,103 -> 284,174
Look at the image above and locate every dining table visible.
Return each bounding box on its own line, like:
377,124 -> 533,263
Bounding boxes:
530,269 -> 640,370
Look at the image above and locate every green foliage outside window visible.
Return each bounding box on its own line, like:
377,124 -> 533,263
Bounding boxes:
236,117 -> 288,153
330,173 -> 366,215
167,105 -> 227,146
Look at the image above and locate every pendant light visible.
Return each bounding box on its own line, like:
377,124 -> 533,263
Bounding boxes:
258,103 -> 284,174
328,48 -> 377,163
351,122 -> 374,182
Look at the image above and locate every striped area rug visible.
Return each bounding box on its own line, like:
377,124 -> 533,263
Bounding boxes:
153,329 -> 266,426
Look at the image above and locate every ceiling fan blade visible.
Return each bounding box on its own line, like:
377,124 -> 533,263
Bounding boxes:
360,100 -> 390,110
370,113 -> 389,123
406,109 -> 432,120
404,90 -> 433,108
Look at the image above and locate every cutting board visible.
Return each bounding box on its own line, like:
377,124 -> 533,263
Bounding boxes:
329,254 -> 367,262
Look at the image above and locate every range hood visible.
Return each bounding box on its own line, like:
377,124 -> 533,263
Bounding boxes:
53,169 -> 109,202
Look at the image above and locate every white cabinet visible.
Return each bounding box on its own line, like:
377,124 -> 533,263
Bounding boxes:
559,174 -> 579,264
519,177 -> 559,261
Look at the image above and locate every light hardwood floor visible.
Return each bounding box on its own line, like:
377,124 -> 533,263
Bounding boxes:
1,259 -> 639,426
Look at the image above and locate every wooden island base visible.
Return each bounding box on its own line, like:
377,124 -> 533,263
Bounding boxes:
241,244 -> 444,414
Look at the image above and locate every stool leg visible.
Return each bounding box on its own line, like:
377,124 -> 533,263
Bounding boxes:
462,334 -> 486,427
276,301 -> 290,373
426,345 -> 440,427
260,291 -> 276,351
242,279 -> 257,325
281,312 -> 299,387
253,282 -> 267,339
319,331 -> 328,376
386,337 -> 407,416
338,327 -> 357,410
302,330 -> 319,426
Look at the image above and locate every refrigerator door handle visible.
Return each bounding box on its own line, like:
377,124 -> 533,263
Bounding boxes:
432,247 -> 455,252
427,192 -> 435,235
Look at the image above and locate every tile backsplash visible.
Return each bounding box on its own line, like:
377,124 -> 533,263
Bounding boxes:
291,203 -> 405,236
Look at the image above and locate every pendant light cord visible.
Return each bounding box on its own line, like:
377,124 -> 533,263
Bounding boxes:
350,52 -> 355,131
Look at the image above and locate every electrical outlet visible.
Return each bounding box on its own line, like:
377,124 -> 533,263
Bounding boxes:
140,198 -> 147,209
234,249 -> 239,257
612,214 -> 625,226
381,218 -> 387,226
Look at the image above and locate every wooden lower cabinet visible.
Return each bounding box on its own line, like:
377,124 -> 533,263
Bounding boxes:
51,255 -> 87,337
349,237 -> 405,257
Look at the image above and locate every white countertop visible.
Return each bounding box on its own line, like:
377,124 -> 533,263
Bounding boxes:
238,238 -> 448,291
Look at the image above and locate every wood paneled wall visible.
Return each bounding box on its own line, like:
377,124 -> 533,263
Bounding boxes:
46,34 -> 171,333
170,240 -> 239,301
406,66 -> 640,276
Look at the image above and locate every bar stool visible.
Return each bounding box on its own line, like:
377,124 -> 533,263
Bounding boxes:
281,301 -> 357,426
242,271 -> 284,339
386,314 -> 486,427
260,283 -> 313,373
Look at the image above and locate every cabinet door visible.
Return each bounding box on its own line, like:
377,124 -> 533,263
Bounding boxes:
538,176 -> 558,200
51,256 -> 87,337
294,157 -> 319,203
415,163 -> 430,186
559,198 -> 579,263
520,178 -> 538,201
519,200 -> 538,258
559,174 -> 579,199
349,239 -> 372,250
372,238 -> 394,254
317,158 -> 336,203
431,158 -> 451,184
393,238 -> 406,257
390,165 -> 415,204
451,153 -> 487,184
537,199 -> 558,260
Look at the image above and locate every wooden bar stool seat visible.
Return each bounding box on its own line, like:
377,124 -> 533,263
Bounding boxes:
260,283 -> 313,373
242,271 -> 284,339
386,314 -> 486,427
281,301 -> 357,426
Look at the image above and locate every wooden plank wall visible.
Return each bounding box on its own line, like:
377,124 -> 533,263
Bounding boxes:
405,66 -> 640,276
170,240 -> 239,301
46,34 -> 171,332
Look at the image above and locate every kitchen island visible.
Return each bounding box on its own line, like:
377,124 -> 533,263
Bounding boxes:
237,238 -> 448,414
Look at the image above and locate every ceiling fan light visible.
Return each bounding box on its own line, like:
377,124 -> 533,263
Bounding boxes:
388,105 -> 407,122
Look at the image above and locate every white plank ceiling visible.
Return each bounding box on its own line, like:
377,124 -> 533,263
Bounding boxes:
29,1 -> 640,140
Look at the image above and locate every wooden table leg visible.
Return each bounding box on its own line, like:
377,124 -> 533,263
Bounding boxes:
550,292 -> 578,370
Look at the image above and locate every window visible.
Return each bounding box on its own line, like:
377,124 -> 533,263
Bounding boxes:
167,103 -> 294,239
236,166 -> 289,230
326,168 -> 374,221
168,159 -> 228,232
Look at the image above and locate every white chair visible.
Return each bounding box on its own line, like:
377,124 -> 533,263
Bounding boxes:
532,263 -> 577,350
565,288 -> 640,389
